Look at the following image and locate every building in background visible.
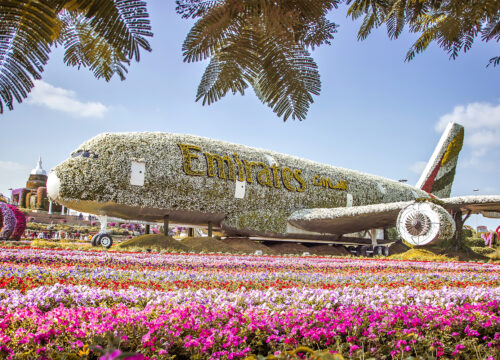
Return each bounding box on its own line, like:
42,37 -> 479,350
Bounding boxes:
10,157 -> 61,213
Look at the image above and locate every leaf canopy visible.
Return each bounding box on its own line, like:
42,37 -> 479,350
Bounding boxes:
0,0 -> 152,113
178,0 -> 338,121
345,0 -> 500,65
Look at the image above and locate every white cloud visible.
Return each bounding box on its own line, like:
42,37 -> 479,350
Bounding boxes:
436,102 -> 500,166
27,80 -> 109,118
0,161 -> 31,199
409,160 -> 427,175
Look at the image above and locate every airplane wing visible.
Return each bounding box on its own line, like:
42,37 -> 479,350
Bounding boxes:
288,195 -> 500,236
441,195 -> 500,218
288,201 -> 413,235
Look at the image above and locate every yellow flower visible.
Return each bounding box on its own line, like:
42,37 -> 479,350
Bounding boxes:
78,344 -> 89,356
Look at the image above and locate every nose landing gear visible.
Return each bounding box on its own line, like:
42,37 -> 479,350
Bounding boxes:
90,215 -> 113,249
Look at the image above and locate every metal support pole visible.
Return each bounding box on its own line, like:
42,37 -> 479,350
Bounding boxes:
163,215 -> 169,236
145,224 -> 150,235
208,221 -> 213,237
188,228 -> 194,237
370,229 -> 378,248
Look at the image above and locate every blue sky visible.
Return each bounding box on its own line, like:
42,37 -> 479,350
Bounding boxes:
1,2 -> 499,231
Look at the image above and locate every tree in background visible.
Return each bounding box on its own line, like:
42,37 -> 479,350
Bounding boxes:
177,0 -> 499,121
1,1 -> 498,121
346,0 -> 500,66
0,0 -> 152,113
176,0 -> 338,121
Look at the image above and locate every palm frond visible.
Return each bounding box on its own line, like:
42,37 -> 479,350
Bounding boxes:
58,11 -> 129,81
0,0 -> 57,113
481,16 -> 500,42
182,2 -> 240,63
64,0 -> 152,61
183,0 -> 333,121
176,0 -> 223,19
487,56 -> 500,67
254,37 -> 320,121
405,23 -> 440,61
384,0 -> 406,39
195,31 -> 259,105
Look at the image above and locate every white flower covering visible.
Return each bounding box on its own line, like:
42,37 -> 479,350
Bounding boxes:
289,201 -> 413,221
54,132 -> 430,236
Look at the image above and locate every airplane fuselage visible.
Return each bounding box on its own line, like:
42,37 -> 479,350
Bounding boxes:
48,133 -> 429,238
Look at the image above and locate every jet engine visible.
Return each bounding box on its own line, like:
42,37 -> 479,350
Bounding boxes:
396,202 -> 456,246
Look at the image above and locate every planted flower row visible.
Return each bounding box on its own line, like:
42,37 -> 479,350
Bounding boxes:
1,284 -> 500,312
0,247 -> 498,359
0,301 -> 499,359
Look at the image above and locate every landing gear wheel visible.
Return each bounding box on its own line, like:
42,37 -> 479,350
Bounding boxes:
375,246 -> 384,256
99,234 -> 113,249
383,246 -> 389,257
358,245 -> 369,257
91,233 -> 102,247
347,246 -> 356,255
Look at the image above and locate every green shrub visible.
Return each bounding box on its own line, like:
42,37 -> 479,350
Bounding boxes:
465,237 -> 486,247
488,248 -> 500,261
390,249 -> 453,261
471,246 -> 495,255
461,228 -> 473,238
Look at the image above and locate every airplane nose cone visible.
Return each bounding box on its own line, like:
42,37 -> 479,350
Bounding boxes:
46,171 -> 61,201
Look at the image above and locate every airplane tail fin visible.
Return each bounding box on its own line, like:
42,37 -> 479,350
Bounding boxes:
416,122 -> 464,198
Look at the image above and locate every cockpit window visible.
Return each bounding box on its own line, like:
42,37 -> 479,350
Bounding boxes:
72,150 -> 98,159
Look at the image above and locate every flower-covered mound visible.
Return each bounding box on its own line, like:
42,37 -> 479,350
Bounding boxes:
0,247 -> 498,359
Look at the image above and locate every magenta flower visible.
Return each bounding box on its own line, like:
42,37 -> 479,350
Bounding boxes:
452,344 -> 466,356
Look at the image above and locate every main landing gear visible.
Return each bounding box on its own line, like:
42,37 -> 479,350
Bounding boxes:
91,215 -> 113,249
347,245 -> 389,257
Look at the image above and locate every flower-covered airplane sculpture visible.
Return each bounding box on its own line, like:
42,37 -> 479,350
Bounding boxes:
47,123 -> 500,250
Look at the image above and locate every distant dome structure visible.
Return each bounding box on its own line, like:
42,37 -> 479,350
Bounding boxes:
30,156 -> 47,176
9,156 -> 61,213
26,156 -> 48,190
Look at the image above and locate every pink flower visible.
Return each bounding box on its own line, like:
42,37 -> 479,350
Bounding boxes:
451,344 -> 466,356
349,344 -> 360,357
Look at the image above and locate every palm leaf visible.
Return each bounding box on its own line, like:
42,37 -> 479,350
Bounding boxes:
176,0 -> 223,19
58,11 -> 129,81
64,0 -> 152,62
487,56 -> 500,67
195,32 -> 260,105
182,2 -> 240,63
0,0 -> 57,113
183,0 -> 333,121
254,36 -> 320,121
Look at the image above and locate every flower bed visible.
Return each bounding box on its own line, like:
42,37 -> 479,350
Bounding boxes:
0,247 -> 498,359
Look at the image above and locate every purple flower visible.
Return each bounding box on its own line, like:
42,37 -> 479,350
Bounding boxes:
7,205 -> 26,241
0,203 -> 16,240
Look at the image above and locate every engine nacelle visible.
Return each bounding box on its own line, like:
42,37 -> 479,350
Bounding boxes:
396,202 -> 456,246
